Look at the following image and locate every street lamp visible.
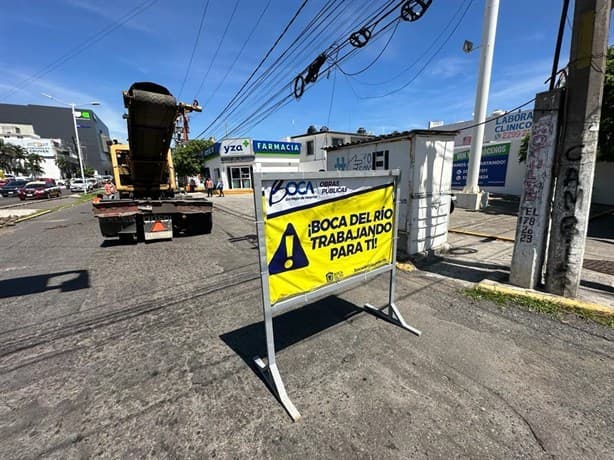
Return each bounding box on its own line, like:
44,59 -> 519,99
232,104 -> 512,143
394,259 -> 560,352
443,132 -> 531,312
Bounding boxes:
41,93 -> 100,192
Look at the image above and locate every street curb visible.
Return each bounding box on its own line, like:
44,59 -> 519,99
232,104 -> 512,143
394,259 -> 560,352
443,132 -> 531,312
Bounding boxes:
14,209 -> 52,223
396,261 -> 416,272
477,279 -> 613,314
448,228 -> 515,242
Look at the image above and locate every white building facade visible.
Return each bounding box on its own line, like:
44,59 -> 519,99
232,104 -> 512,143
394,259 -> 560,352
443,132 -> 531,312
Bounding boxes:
326,130 -> 458,255
290,128 -> 374,171
438,110 -> 614,205
202,138 -> 302,191
1,123 -> 78,179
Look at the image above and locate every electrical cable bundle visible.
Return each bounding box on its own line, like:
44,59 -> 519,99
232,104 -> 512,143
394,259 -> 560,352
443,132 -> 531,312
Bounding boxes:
195,0 -> 433,140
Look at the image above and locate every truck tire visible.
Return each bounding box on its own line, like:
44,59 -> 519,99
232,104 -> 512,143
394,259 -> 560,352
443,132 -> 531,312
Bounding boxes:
183,213 -> 212,235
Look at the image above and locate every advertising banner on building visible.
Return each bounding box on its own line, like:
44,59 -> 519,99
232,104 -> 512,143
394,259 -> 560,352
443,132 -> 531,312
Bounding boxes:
261,177 -> 395,305
452,142 -> 511,187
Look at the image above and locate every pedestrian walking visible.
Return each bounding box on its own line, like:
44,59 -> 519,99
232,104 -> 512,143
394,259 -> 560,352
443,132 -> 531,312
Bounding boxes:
216,179 -> 224,197
205,177 -> 214,197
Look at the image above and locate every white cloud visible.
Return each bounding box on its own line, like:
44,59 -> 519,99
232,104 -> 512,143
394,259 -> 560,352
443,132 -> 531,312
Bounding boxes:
429,56 -> 472,78
63,0 -> 154,33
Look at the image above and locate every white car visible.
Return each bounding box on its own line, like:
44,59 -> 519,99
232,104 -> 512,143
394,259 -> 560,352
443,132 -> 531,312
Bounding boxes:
87,178 -> 99,189
70,178 -> 93,192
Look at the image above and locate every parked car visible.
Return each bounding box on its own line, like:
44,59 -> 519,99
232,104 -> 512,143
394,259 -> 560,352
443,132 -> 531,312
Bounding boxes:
70,178 -> 93,192
87,177 -> 99,189
1,179 -> 29,197
18,181 -> 61,200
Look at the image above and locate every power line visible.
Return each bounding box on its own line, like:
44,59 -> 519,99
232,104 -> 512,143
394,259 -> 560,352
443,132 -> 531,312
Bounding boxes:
207,0 -> 403,139
451,98 -> 537,132
201,0 -> 272,109
357,0 -> 473,100
206,0 -> 348,138
194,0 -> 310,139
178,0 -> 211,99
327,65 -> 338,126
203,0 -> 336,119
292,0 -> 423,99
193,0 -> 242,100
336,18 -> 400,77
352,0 -> 472,86
0,0 -> 158,102
216,0 -> 431,139
208,0 -> 390,138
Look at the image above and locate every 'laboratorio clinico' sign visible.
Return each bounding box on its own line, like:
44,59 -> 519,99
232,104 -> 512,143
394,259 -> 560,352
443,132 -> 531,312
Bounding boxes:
260,174 -> 396,305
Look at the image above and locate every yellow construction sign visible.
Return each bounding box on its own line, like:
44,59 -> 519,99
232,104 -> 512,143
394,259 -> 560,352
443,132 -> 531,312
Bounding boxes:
265,183 -> 395,304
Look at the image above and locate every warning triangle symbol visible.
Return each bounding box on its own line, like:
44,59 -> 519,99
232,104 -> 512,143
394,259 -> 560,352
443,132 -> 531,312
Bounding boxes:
268,223 -> 309,275
151,220 -> 167,232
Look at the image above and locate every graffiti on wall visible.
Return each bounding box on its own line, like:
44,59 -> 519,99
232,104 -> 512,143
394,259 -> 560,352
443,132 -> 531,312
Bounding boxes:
517,115 -> 555,243
555,144 -> 583,272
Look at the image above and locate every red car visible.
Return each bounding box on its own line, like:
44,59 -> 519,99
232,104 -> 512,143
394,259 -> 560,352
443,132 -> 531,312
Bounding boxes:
18,181 -> 61,200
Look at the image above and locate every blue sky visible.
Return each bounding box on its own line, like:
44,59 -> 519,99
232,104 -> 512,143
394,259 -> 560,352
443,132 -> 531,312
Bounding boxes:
2,1 -> 613,142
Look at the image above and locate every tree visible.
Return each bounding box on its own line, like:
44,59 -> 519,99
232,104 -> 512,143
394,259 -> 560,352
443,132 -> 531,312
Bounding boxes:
55,155 -> 76,178
597,45 -> 613,161
23,153 -> 44,178
172,139 -> 213,178
517,45 -> 613,162
0,139 -> 26,174
518,133 -> 529,162
84,166 -> 95,177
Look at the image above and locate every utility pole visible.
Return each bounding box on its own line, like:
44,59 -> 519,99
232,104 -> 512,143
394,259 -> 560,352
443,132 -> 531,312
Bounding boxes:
458,0 -> 500,210
174,100 -> 202,146
545,0 -> 612,297
510,89 -> 563,289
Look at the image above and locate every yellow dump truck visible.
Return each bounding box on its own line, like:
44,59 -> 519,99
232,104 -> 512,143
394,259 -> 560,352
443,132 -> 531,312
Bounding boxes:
92,82 -> 212,242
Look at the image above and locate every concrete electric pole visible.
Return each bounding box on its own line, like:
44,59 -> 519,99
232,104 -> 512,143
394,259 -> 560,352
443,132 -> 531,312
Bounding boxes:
458,0 -> 500,210
545,0 -> 612,297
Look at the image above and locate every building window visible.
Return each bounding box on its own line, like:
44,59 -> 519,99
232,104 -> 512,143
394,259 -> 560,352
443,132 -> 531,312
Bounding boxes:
332,137 -> 344,146
372,150 -> 389,170
228,166 -> 252,189
306,140 -> 314,156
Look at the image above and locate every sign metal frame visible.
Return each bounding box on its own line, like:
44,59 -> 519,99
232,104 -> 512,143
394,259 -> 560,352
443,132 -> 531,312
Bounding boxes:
253,170 -> 421,421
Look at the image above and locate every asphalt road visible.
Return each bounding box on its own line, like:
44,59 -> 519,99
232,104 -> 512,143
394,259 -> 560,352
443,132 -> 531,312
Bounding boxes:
0,201 -> 612,458
0,188 -> 73,208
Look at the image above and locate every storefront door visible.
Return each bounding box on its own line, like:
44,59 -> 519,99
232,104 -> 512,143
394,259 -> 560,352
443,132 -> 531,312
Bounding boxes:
228,166 -> 252,189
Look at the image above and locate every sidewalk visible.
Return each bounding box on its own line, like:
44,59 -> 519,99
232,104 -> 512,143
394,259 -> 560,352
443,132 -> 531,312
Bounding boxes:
210,192 -> 614,309
441,194 -> 614,308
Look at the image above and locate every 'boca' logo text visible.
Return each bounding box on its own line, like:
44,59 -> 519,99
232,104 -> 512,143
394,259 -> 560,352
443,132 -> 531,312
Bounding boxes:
269,180 -> 315,206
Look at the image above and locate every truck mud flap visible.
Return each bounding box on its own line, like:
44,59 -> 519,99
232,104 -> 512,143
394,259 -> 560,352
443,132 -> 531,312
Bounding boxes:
143,215 -> 173,241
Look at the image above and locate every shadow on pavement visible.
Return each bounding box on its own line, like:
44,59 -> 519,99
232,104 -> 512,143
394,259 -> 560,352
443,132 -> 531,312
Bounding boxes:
220,296 -> 362,379
414,256 -> 509,284
587,212 -> 614,240
228,233 -> 258,249
580,279 -> 614,294
480,194 -> 520,216
0,270 -> 90,298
